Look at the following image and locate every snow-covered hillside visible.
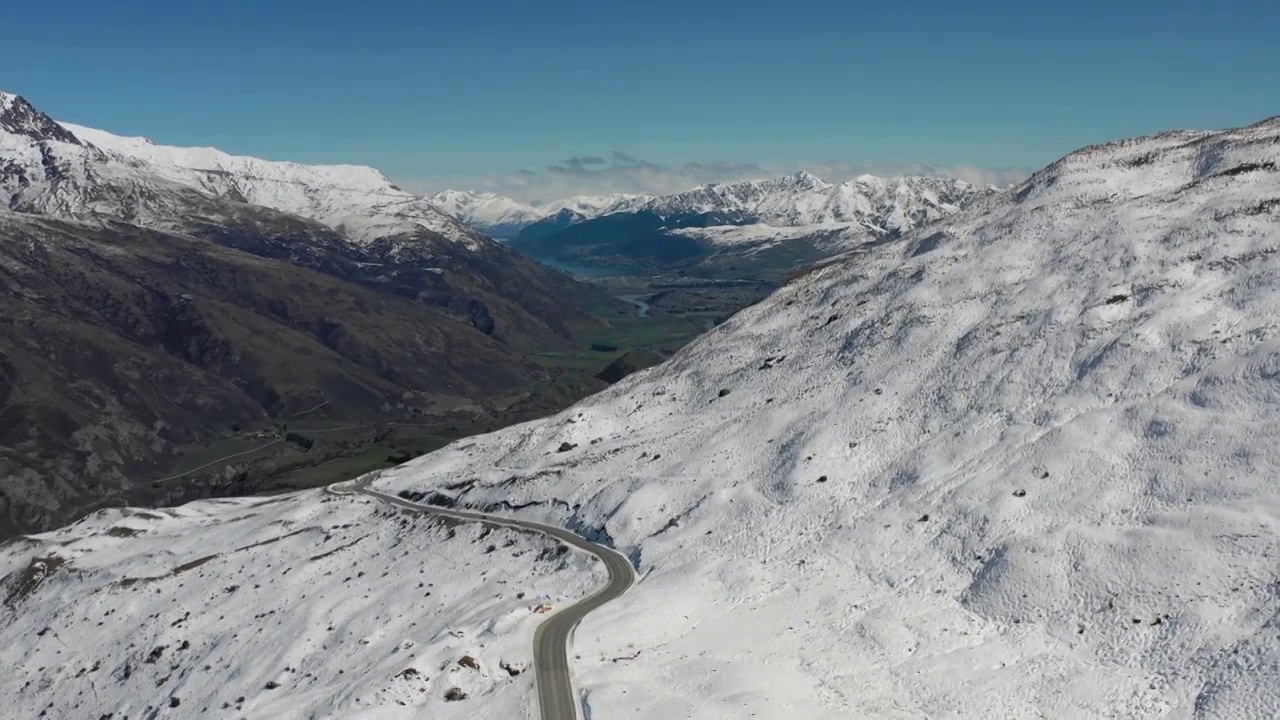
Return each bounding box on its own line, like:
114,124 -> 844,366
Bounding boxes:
0,489 -> 602,719
373,117 -> 1280,718
3,112 -> 1277,720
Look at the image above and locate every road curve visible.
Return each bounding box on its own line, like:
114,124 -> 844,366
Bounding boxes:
328,474 -> 636,720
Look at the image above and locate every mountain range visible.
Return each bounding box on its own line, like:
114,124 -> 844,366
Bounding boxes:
428,189 -> 642,240
0,91 -> 619,536
434,172 -> 999,275
3,113 -> 1276,718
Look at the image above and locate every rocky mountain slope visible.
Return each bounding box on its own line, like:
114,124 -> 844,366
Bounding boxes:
0,92 -> 618,537
507,171 -> 998,274
3,115 -> 1276,718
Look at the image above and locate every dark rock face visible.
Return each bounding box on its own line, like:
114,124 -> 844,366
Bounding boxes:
596,348 -> 663,384
0,213 -> 610,538
0,94 -> 82,145
444,687 -> 468,701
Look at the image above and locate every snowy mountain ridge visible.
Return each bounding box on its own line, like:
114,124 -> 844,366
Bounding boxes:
0,91 -> 490,252
59,120 -> 484,250
622,170 -> 993,234
437,171 -> 993,243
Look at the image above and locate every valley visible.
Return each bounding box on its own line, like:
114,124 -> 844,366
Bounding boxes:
126,229 -> 805,507
2,5 -> 1276,720
0,92 -> 674,537
122,268 -> 776,513
4,113 -> 1275,720
7,91 -> 905,537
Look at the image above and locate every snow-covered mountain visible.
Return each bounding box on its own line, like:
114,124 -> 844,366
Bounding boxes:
58,119 -> 484,251
547,192 -> 641,217
4,116 -> 1276,718
429,189 -> 644,239
434,173 -> 986,247
1,91 -> 489,254
505,170 -> 999,273
428,189 -> 546,239
622,170 -> 989,234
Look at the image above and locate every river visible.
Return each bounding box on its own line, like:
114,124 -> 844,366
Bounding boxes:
617,294 -> 651,318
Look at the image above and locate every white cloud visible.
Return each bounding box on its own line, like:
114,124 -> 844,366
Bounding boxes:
400,153 -> 1031,203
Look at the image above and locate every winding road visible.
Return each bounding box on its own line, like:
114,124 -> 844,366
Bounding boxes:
154,438 -> 283,484
328,474 -> 636,720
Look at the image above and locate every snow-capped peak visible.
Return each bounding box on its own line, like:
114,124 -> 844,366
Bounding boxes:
0,91 -> 492,251
7,108 -> 486,249
62,122 -> 400,193
0,92 -> 81,145
782,169 -> 831,190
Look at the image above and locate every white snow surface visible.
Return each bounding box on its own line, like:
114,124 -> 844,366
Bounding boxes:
0,489 -> 603,719
60,122 -> 485,250
366,118 -> 1280,719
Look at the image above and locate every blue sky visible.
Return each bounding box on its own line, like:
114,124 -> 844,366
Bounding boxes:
6,0 -> 1277,200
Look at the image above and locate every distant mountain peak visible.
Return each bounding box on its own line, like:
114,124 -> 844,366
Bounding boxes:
784,169 -> 829,188
0,91 -> 81,145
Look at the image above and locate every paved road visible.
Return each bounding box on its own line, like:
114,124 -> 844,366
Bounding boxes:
330,474 -> 636,720
154,438 -> 283,483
